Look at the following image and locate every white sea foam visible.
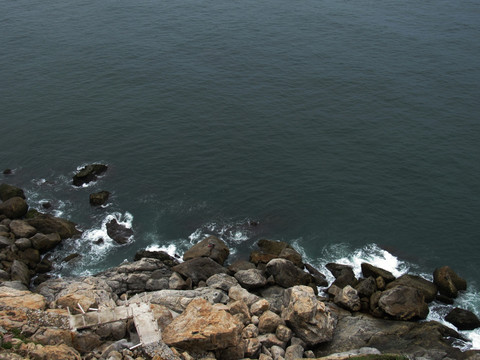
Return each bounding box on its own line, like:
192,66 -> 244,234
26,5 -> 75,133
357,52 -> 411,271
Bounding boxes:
188,219 -> 253,245
146,243 -> 180,259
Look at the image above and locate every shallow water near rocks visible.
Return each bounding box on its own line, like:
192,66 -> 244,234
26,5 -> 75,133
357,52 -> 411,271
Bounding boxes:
1,0 -> 479,350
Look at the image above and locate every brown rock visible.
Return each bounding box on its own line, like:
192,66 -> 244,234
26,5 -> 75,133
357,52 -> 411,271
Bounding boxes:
258,310 -> 283,334
172,257 -> 228,285
183,235 -> 230,265
445,307 -> 480,330
9,219 -> 37,238
163,298 -> 243,351
378,285 -> 429,320
433,266 -> 467,298
0,286 -> 47,310
386,274 -> 438,303
19,342 -> 81,360
0,183 -> 25,201
361,263 -> 395,283
10,259 -> 31,286
0,197 -> 28,219
89,190 -> 110,206
244,338 -> 261,358
27,214 -> 79,239
250,298 -> 270,316
30,232 -> 61,252
72,331 -> 102,353
72,164 -> 108,186
31,328 -> 74,346
56,293 -> 97,314
334,285 -> 361,312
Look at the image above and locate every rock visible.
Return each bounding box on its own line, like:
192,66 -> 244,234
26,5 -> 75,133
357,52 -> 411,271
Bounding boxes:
257,333 -> 287,349
10,259 -> 30,286
278,247 -> 304,268
72,164 -> 108,186
57,292 -> 97,314
285,344 -> 304,360
134,249 -> 180,267
0,235 -> 14,249
265,258 -> 312,288
386,274 -> 438,303
445,308 -> 480,330
183,235 -> 230,265
361,263 -> 396,283
234,269 -> 267,289
9,219 -> 37,238
228,259 -> 256,273
3,169 -> 13,175
206,273 -> 239,292
163,298 -> 243,352
257,239 -> 289,256
242,324 -> 259,339
258,286 -> 286,314
14,237 -> 32,250
433,266 -> 467,298
258,310 -> 283,334
0,286 -> 47,309
62,253 -> 81,263
250,299 -> 270,316
227,300 -> 251,325
276,324 -> 293,343
244,338 -> 261,358
172,257 -> 228,285
72,331 -> 102,353
355,277 -> 377,298
326,263 -> 357,288
27,214 -> 80,239
378,285 -> 429,320
228,285 -> 261,307
30,232 -> 62,252
270,345 -> 285,360
0,183 -> 25,201
305,264 -> 328,287
19,248 -> 41,269
89,190 -> 110,206
334,285 -> 361,312
106,218 -> 133,244
317,347 -> 381,359
169,272 -> 189,290
0,197 -> 28,219
31,328 -> 74,346
281,285 -> 337,346
19,343 -> 81,360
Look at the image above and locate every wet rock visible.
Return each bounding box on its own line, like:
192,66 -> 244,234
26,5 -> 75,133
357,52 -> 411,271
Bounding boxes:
0,197 -> 28,219
361,263 -> 396,283
183,235 -> 230,265
386,274 -> 438,303
0,183 -> 25,201
106,218 -> 133,244
334,285 -> 361,312
281,285 -> 337,346
326,263 -> 358,288
445,308 -> 480,330
305,263 -> 328,287
265,258 -> 312,288
234,269 -> 267,290
72,164 -> 108,186
30,232 -> 61,252
27,214 -> 80,239
89,190 -> 110,206
433,266 -> 467,298
62,253 -> 81,263
172,257 -> 228,285
3,169 -> 13,175
163,298 -> 243,352
378,285 -> 429,320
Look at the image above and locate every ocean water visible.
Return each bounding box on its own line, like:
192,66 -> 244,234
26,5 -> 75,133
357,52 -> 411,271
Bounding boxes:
1,0 -> 479,350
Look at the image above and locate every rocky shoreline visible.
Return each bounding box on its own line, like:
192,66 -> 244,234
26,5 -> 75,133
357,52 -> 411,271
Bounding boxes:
1,170 -> 480,360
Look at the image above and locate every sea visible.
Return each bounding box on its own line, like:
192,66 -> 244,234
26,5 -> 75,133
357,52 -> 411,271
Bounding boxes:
1,0 -> 479,350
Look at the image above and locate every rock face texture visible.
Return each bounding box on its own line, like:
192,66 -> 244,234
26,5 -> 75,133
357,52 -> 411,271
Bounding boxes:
163,298 -> 243,352
183,235 -> 230,265
378,285 -> 429,320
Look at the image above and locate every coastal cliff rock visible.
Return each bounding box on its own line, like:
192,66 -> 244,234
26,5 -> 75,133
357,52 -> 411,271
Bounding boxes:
183,235 -> 230,265
26,213 -> 79,239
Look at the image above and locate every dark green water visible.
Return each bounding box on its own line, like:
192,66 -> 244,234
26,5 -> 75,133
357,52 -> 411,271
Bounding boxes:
1,0 -> 480,346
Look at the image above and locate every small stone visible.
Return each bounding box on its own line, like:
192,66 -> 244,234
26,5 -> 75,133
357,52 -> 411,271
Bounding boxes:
275,325 -> 292,343
250,299 -> 270,316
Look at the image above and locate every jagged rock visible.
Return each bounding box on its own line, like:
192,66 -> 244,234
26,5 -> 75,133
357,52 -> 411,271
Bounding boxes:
334,285 -> 361,312
0,183 -> 25,201
258,286 -> 286,314
244,338 -> 261,358
134,249 -> 180,267
106,218 -> 133,244
169,272 -> 189,290
0,197 -> 28,219
378,285 -> 429,320
285,344 -> 304,360
281,285 -> 337,346
173,257 -> 228,285
257,333 -> 287,349
228,285 -> 261,307
386,274 -> 438,303
10,259 -> 30,286
242,324 -> 259,339
326,263 -> 357,288
276,324 -> 293,343
258,310 -> 283,334
445,308 -> 480,330
433,266 -> 467,298
206,273 -> 239,292
30,232 -> 61,252
270,345 -> 285,359
19,248 -> 41,269
250,299 -> 270,316
72,164 -> 108,186
183,235 -> 230,265
163,298 -> 243,352
0,286 -> 47,310
305,264 -> 328,287
19,343 -> 81,360
317,347 -> 381,359
355,277 -> 377,298
234,269 -> 267,289
265,258 -> 312,288
361,263 -> 395,283
72,331 -> 103,353
227,300 -> 251,325
31,328 -> 74,346
9,219 -> 37,238
27,214 -> 79,239
278,247 -> 303,268
89,190 -> 110,206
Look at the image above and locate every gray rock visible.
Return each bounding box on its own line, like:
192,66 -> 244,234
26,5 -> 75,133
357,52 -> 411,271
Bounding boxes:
183,235 -> 230,265
305,264 -> 328,287
10,259 -> 30,286
0,235 -> 14,249
355,276 -> 377,298
234,269 -> 267,290
378,285 -> 429,320
172,257 -> 228,285
285,344 -> 304,360
270,345 -> 285,360
228,259 -> 256,273
14,237 -> 32,250
266,258 -> 312,288
9,220 -> 37,238
30,232 -> 61,252
106,218 -> 133,244
169,272 -> 189,290
206,273 -> 239,292
228,285 -> 261,307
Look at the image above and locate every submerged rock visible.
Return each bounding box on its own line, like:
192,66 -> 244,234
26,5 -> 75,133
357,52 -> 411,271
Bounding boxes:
72,164 -> 108,186
89,190 -> 110,206
106,218 -> 133,244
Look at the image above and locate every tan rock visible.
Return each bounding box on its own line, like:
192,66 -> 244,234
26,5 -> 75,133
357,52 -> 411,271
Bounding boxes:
0,286 -> 47,310
242,324 -> 259,339
228,285 -> 260,306
56,292 -> 97,314
258,310 -> 283,334
30,327 -> 74,346
0,308 -> 28,330
250,298 -> 270,316
163,298 -> 243,351
19,342 -> 81,360
227,300 -> 251,325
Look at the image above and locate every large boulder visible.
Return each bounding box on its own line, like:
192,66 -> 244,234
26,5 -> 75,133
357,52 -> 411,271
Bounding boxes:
445,308 -> 480,330
234,269 -> 267,290
30,232 -> 61,252
0,197 -> 28,219
433,266 -> 467,298
334,285 -> 361,312
72,164 -> 108,186
106,218 -> 133,244
0,183 -> 25,201
378,285 -> 429,320
206,273 -> 239,292
19,343 -> 81,360
326,263 -> 358,288
163,298 -> 243,353
134,249 -> 180,267
250,239 -> 304,267
10,260 -> 31,286
27,214 -> 79,239
386,274 -> 438,303
361,263 -> 396,283
305,264 -> 328,287
281,285 -> 337,346
9,219 -> 37,238
172,257 -> 228,285
183,235 -> 230,265
265,258 -> 312,288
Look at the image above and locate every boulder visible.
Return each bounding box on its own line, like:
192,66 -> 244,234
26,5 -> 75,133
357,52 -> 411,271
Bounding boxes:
355,277 -> 377,298
244,338 -> 261,358
378,285 -> 429,320
278,247 -> 304,268
10,259 -> 31,286
227,300 -> 251,325
285,344 -> 304,360
305,263 -> 329,287
281,285 -> 337,346
89,190 -> 110,206
134,249 -> 180,267
0,183 -> 25,201
234,269 -> 267,289
228,285 -> 261,307
276,324 -> 293,343
172,257 -> 228,285
183,235 -> 230,265
265,258 -> 312,288
72,164 -> 108,186
106,218 -> 133,244
228,259 -> 256,273
326,263 -> 357,288
433,266 -> 467,298
169,272 -> 189,290
0,235 -> 14,249
257,239 -> 289,255
334,285 -> 361,312
258,286 -> 286,314
361,263 -> 396,283
0,197 -> 28,219
27,214 -> 79,239
386,274 -> 438,303
163,298 -> 243,352
258,310 -> 283,334
250,299 -> 270,316
445,308 -> 480,330
30,232 -> 61,252
15,237 -> 32,250
9,219 -> 36,238
206,273 -> 239,292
